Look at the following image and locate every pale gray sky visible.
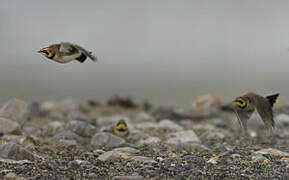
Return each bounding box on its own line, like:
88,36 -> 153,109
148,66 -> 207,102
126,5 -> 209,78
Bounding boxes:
0,0 -> 289,107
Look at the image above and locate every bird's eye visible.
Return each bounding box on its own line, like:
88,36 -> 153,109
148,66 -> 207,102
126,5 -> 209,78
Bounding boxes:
234,98 -> 247,109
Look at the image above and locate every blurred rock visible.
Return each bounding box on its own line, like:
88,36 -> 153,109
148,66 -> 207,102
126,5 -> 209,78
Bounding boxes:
139,137 -> 161,145
251,153 -> 269,163
65,120 -> 96,137
91,132 -> 126,148
0,118 -> 21,135
275,114 -> 289,127
113,147 -> 140,154
4,172 -> 28,180
213,118 -> 228,128
27,101 -> 46,117
98,151 -> 130,162
191,94 -> 222,113
107,95 -> 138,109
166,130 -> 201,145
56,139 -> 77,149
201,129 -> 230,140
42,121 -> 65,136
0,143 -> 40,161
67,111 -> 89,122
53,131 -> 85,144
255,148 -> 289,157
158,120 -> 184,131
0,98 -> 28,125
152,106 -> 195,120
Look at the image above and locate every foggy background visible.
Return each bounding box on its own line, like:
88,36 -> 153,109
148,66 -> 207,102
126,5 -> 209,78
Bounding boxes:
0,0 -> 289,107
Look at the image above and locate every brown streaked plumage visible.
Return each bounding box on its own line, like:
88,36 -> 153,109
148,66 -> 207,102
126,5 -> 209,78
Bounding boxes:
233,92 -> 279,135
38,42 -> 97,64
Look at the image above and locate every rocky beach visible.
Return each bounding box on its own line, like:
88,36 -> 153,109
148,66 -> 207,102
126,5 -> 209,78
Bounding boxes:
0,95 -> 289,179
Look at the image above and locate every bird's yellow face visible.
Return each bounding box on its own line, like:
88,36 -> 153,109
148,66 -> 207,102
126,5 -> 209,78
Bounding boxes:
113,120 -> 129,137
38,47 -> 53,59
234,97 -> 247,109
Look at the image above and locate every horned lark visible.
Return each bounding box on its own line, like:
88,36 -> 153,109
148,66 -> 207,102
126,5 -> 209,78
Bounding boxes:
233,92 -> 279,135
38,42 -> 97,64
111,120 -> 129,137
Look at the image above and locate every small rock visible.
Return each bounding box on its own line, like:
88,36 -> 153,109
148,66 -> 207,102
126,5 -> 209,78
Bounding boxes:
134,112 -> 156,122
191,94 -> 222,113
157,120 -> 184,131
135,122 -> 157,130
201,130 -> 226,140
275,114 -> 289,127
167,130 -> 201,145
66,111 -> 89,122
231,154 -> 241,158
42,121 -> 65,136
27,101 -> 46,117
0,98 -> 28,124
65,120 -> 96,137
0,143 -> 39,161
0,118 -> 21,135
280,157 -> 289,163
139,137 -> 161,145
53,131 -> 85,144
67,161 -> 81,170
91,132 -> 126,148
112,176 -> 145,180
98,151 -> 131,161
113,147 -> 140,154
255,148 -> 289,157
128,156 -> 157,164
93,149 -> 106,155
213,118 -> 227,128
251,153 -> 269,163
56,139 -> 77,149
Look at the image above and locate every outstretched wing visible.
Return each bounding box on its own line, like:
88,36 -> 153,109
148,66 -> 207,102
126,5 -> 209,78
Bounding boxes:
61,42 -> 97,61
254,96 -> 275,129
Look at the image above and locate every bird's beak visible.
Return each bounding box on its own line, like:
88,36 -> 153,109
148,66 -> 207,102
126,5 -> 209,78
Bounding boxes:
37,50 -> 41,53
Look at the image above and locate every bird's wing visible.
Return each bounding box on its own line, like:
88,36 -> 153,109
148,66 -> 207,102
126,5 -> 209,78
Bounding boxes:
61,42 -> 97,61
255,96 -> 275,129
59,42 -> 76,53
233,108 -> 254,134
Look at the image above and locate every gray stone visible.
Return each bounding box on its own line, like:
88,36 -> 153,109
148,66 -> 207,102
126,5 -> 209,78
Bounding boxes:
255,148 -> 289,157
139,137 -> 161,145
0,143 -> 39,161
135,122 -> 157,130
158,119 -> 184,131
0,117 -> 21,135
201,130 -> 226,140
0,98 -> 28,124
98,151 -> 130,161
134,112 -> 156,122
53,131 -> 85,144
167,130 -> 201,145
42,121 -> 65,136
275,114 -> 289,127
113,147 -> 140,154
65,120 -> 96,137
91,132 -> 126,148
251,153 -> 269,163
0,159 -> 32,164
112,176 -> 145,180
213,118 -> 227,128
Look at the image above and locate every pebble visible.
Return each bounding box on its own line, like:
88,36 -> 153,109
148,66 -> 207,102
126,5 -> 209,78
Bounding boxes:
139,137 -> 161,145
166,130 -> 201,145
0,98 -> 28,125
0,143 -> 39,161
0,118 -> 21,135
91,132 -> 126,148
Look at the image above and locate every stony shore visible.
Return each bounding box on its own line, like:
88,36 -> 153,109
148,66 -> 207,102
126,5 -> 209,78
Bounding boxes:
0,95 -> 288,179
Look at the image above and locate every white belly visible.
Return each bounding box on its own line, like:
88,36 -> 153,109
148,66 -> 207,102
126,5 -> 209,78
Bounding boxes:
54,53 -> 81,63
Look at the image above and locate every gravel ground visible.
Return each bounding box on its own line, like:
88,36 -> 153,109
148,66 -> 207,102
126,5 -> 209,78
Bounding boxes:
0,96 -> 288,179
